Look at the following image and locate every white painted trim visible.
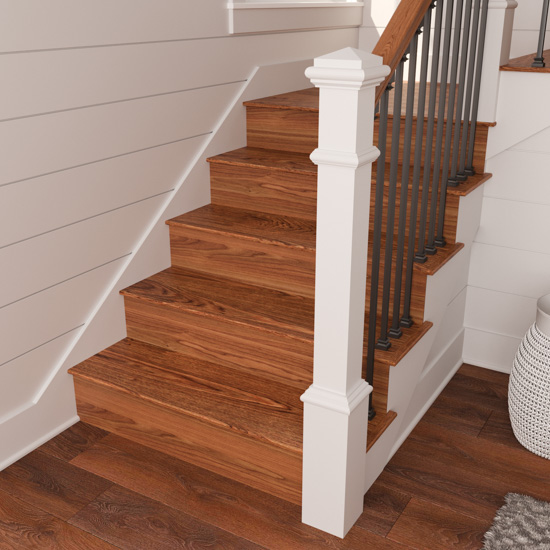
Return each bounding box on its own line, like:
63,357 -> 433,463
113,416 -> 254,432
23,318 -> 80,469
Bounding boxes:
301,380 -> 372,414
228,2 -> 363,34
390,349 -> 464,459
0,415 -> 79,471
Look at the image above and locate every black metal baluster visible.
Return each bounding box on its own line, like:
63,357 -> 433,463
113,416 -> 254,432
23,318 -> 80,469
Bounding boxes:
416,0 -> 444,261
401,10 -> 432,327
458,0 -> 482,179
466,0 -> 489,175
390,35 -> 419,339
448,0 -> 474,187
533,0 -> 550,67
435,0 -> 464,247
427,0 -> 455,252
365,86 -> 391,418
378,62 -> 404,347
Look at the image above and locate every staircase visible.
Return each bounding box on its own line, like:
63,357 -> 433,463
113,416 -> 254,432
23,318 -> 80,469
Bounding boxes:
69,81 -> 492,505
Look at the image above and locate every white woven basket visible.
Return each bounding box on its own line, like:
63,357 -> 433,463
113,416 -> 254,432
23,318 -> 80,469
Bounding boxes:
509,295 -> 550,460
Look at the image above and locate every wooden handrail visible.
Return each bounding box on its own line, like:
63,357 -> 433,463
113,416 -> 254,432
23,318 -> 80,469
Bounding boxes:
372,0 -> 434,102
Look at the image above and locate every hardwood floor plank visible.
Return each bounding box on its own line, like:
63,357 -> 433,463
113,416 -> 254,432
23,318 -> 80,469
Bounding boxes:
69,484 -> 263,550
39,422 -> 109,462
387,498 -> 486,549
0,488 -> 116,549
71,434 -> 409,550
0,450 -> 112,521
477,409 -> 522,450
420,393 -> 493,437
357,482 -> 411,537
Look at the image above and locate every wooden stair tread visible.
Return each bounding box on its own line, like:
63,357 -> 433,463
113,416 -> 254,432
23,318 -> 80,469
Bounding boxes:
69,339 -> 304,454
207,147 -> 316,175
121,266 -> 314,340
501,50 -> 550,73
367,411 -> 398,452
374,320 -> 433,367
244,88 -> 319,112
167,204 -> 316,251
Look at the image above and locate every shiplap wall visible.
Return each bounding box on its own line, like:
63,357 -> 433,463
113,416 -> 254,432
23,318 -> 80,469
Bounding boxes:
463,69 -> 550,372
360,0 -> 547,58
0,0 -> 358,468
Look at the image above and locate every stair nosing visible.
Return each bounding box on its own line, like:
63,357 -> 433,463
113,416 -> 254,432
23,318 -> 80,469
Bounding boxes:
70,358 -> 303,456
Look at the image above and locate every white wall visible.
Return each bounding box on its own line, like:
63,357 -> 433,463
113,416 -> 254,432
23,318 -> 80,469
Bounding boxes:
464,71 -> 550,373
0,0 -> 359,468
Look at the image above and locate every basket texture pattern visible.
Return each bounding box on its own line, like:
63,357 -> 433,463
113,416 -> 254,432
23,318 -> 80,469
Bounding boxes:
509,323 -> 550,459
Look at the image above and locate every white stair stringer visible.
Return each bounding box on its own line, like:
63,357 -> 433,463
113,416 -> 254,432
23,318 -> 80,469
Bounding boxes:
364,184 -> 485,491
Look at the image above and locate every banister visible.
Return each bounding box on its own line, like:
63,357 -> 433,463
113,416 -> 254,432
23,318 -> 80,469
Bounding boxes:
372,0 -> 434,102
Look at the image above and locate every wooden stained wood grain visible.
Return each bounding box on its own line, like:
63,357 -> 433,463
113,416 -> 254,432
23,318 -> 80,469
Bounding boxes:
208,148 -> 317,220
387,498 -> 486,549
39,422 -> 109,462
0,488 -> 117,549
69,485 -> 263,550
71,434 -> 408,550
501,50 -> 550,73
357,483 -> 411,537
167,204 -> 316,298
70,338 -> 304,453
73,378 -> 303,505
0,450 -> 112,521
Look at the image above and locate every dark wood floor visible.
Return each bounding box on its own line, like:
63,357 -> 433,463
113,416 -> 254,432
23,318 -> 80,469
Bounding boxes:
1,363 -> 549,549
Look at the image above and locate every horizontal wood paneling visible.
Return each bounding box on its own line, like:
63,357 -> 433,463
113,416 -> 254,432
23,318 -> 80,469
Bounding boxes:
0,258 -> 126,367
469,243 -> 550,299
0,194 -> 167,308
463,328 -> 520,373
0,137 -> 206,249
0,83 -> 242,186
464,286 -> 537,339
0,330 -> 79,421
475,197 -> 550,255
1,29 -> 355,121
485,149 -> 550,205
0,0 -> 229,53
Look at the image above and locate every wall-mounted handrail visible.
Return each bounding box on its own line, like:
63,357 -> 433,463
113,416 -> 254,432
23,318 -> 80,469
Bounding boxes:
533,0 -> 550,68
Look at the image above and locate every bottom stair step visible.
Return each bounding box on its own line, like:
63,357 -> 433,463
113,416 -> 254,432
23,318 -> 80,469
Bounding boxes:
69,338 -> 304,504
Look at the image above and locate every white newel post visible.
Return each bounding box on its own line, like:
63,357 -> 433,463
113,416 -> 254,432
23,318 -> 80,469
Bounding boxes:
477,0 -> 518,123
300,48 -> 389,538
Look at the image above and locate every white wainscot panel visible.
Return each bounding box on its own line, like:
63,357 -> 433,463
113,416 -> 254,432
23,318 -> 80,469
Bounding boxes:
485,150 -> 550,205
475,197 -> 550,255
0,257 -> 126,366
0,329 -> 78,422
511,125 -> 550,154
1,28 -> 356,120
0,82 -> 243,186
464,286 -> 537,339
0,194 -> 167,308
469,242 -> 550,299
463,327 -> 521,374
0,0 -> 228,53
0,136 -> 206,248
510,30 -> 550,58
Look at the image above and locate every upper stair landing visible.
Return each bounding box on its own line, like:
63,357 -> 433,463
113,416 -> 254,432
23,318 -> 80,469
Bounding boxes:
501,50 -> 550,73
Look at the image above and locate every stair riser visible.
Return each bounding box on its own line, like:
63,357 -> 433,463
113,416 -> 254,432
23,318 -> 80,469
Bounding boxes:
124,297 -> 314,389
246,106 -> 488,174
168,225 -> 316,298
210,163 -> 317,220
73,378 -> 302,505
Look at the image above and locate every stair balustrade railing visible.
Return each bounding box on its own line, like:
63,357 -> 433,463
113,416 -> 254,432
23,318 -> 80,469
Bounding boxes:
365,0 -> 490,419
302,0 -> 517,539
533,0 -> 550,67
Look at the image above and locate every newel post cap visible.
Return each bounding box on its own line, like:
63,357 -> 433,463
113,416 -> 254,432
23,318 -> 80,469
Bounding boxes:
306,47 -> 390,89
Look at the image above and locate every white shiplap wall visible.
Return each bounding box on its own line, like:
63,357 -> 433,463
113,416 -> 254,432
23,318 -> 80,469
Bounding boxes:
0,0 -> 359,468
464,71 -> 550,373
